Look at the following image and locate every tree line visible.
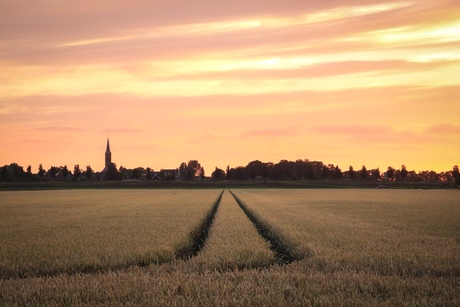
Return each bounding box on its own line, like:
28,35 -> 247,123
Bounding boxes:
1,159 -> 459,186
211,160 -> 460,185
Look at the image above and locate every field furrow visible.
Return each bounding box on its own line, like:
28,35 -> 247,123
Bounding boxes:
191,190 -> 277,270
0,189 -> 222,278
229,189 -> 307,263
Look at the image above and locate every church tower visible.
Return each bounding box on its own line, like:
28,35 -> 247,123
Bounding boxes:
105,138 -> 112,170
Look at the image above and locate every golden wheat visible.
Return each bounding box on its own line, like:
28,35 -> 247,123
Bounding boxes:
1,189 -> 459,305
232,189 -> 460,277
0,189 -> 221,278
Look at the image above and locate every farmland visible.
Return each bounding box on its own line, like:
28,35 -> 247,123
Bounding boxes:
1,188 -> 459,305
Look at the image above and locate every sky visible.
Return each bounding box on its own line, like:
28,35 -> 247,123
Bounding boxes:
1,0 -> 459,174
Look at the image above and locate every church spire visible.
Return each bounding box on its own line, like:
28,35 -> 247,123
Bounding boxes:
105,138 -> 112,170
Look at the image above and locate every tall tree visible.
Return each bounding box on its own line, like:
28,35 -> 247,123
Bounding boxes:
211,167 -> 226,180
131,167 -> 143,179
386,166 -> 395,180
74,164 -> 82,178
86,165 -> 93,179
452,165 -> 459,180
61,165 -> 69,178
360,165 -> 368,179
179,162 -> 188,180
38,164 -> 45,177
1,165 -> 8,181
186,160 -> 202,180
106,163 -> 121,181
401,165 -> 408,180
348,166 -> 356,179
26,165 -> 32,178
333,166 -> 342,180
372,168 -> 380,179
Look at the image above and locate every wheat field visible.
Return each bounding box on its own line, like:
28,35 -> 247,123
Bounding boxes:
1,188 -> 459,305
0,189 -> 221,278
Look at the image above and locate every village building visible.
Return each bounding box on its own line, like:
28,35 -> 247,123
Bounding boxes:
101,138 -> 180,180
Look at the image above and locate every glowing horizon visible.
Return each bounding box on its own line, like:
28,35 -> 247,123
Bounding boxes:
1,0 -> 459,173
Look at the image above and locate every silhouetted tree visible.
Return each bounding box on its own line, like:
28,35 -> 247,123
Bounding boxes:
360,166 -> 368,179
211,167 -> 226,180
321,165 -> 329,179
74,165 -> 82,179
305,162 -> 316,180
333,166 -> 342,179
183,160 -> 202,180
38,164 -> 45,177
386,166 -> 395,180
146,167 -> 151,180
226,165 -> 231,179
62,165 -> 69,178
26,165 -> 32,178
47,166 -> 60,178
401,165 -> 408,180
1,165 -> 8,181
235,166 -> 249,180
8,163 -> 25,179
246,160 -> 269,179
106,163 -> 121,181
348,166 -> 355,179
179,162 -> 188,180
452,165 -> 459,180
372,168 -> 380,179
131,167 -> 143,179
86,165 -> 93,179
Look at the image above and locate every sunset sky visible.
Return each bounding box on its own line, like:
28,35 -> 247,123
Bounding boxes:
1,0 -> 459,174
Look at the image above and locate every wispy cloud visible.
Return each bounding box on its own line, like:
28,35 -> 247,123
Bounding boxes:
241,127 -> 302,137
100,128 -> 144,134
311,125 -> 391,135
35,126 -> 84,132
425,124 -> 460,135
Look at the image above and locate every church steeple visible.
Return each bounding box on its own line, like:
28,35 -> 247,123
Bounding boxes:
105,138 -> 112,170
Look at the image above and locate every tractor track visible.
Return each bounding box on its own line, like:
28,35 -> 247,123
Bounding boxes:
229,189 -> 304,264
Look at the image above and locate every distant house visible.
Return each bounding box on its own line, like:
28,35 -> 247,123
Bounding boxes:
150,169 -> 181,180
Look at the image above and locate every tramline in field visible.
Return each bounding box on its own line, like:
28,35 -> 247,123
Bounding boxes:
191,190 -> 277,270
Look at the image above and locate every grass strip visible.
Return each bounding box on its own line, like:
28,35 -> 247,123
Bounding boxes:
175,190 -> 224,260
229,189 -> 309,264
